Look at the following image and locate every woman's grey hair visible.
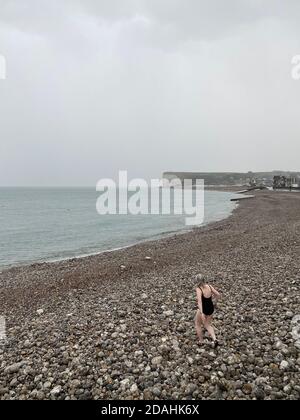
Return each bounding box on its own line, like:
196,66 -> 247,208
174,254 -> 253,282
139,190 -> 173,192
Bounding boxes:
196,274 -> 206,287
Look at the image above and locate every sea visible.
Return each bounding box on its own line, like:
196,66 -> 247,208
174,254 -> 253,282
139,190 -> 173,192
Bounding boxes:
0,188 -> 239,268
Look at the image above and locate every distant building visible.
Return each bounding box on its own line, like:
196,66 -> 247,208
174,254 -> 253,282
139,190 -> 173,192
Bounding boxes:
162,171 -> 300,188
273,175 -> 300,190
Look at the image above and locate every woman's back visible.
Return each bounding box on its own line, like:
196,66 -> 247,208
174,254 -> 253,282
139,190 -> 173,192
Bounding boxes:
198,284 -> 214,316
199,284 -> 212,299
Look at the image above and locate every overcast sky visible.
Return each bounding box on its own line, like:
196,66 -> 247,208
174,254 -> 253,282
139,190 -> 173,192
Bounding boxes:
0,0 -> 300,186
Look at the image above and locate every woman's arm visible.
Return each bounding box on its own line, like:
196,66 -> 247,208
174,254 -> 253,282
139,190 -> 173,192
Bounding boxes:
210,285 -> 221,301
196,288 -> 204,313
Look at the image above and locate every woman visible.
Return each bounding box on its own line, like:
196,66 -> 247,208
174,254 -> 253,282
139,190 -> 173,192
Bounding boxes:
195,274 -> 221,348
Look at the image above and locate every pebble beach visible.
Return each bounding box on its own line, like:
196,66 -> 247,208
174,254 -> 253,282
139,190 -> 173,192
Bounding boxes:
0,190 -> 299,400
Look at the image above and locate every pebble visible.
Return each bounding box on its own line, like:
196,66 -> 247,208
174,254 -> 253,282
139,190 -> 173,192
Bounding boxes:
50,386 -> 62,396
130,384 -> 138,393
280,361 -> 289,371
4,362 -> 25,374
151,356 -> 163,366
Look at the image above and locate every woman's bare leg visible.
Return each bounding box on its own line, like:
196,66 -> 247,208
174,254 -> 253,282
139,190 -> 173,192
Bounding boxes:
195,310 -> 204,343
203,315 -> 217,342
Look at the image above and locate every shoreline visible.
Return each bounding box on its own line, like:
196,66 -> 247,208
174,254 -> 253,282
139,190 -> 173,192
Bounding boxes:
0,193 -> 240,296
0,188 -> 239,273
1,190 -> 299,400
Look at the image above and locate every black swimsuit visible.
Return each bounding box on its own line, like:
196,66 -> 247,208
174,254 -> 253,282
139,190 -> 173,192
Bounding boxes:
199,286 -> 214,316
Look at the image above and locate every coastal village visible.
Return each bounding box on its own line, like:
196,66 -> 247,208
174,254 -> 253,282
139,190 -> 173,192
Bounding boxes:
272,176 -> 300,190
163,171 -> 300,190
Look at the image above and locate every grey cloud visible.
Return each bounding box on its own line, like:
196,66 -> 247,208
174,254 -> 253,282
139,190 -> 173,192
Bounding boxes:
0,1 -> 300,186
2,1 -> 300,42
